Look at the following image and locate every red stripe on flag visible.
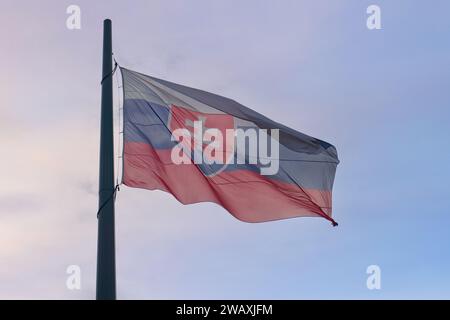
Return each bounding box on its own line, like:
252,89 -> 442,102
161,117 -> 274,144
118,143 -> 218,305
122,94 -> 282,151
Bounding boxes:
123,142 -> 335,224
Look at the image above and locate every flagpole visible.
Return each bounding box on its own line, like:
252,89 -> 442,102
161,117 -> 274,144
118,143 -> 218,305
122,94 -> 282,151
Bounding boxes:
96,18 -> 116,300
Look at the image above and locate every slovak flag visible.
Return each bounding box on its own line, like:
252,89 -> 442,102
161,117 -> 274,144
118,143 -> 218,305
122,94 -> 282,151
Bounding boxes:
120,67 -> 339,225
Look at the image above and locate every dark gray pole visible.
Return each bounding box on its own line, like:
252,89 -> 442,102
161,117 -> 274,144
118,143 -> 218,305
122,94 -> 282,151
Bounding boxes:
96,19 -> 116,300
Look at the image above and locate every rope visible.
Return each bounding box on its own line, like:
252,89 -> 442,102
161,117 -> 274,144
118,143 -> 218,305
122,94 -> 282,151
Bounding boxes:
113,60 -> 123,186
97,54 -> 122,219
101,59 -> 118,84
97,184 -> 120,218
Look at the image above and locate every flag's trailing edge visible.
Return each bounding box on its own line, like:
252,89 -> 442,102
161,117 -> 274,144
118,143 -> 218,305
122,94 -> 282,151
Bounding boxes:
120,67 -> 339,225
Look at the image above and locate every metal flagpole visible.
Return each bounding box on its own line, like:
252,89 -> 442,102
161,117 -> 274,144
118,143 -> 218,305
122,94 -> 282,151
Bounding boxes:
96,19 -> 116,300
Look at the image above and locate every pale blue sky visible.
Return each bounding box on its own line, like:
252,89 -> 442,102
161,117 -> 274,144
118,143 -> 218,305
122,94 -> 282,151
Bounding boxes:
0,0 -> 449,299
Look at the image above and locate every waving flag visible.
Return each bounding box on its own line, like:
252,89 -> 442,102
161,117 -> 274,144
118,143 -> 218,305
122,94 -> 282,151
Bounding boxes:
120,67 -> 339,225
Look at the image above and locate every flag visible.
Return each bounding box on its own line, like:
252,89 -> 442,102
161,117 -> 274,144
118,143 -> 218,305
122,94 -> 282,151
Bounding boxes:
120,67 -> 339,225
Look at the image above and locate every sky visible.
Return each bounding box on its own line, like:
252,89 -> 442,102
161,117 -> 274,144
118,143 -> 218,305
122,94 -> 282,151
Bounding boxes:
0,0 -> 449,299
